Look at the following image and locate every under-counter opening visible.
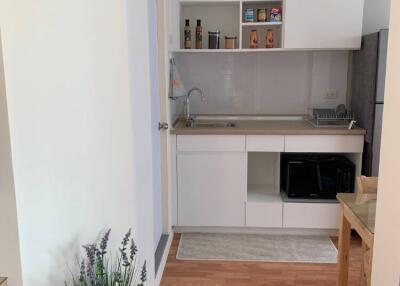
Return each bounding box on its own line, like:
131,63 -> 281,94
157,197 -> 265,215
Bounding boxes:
247,152 -> 282,203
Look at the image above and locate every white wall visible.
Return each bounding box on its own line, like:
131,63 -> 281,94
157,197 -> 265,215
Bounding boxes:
363,0 -> 391,35
371,1 -> 400,284
0,33 -> 23,286
172,51 -> 349,117
0,0 -> 155,285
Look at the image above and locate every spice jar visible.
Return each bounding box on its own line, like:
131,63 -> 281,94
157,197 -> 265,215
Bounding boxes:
225,36 -> 237,49
244,8 -> 255,22
208,31 -> 220,49
270,8 -> 282,22
250,30 -> 258,49
257,9 -> 267,22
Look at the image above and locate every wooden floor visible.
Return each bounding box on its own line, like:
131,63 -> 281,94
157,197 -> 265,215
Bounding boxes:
161,233 -> 363,286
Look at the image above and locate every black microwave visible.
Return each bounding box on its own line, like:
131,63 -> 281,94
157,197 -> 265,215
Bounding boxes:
281,154 -> 355,199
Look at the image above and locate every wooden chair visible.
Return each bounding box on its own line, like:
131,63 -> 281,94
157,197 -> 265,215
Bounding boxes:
357,176 -> 378,193
355,176 -> 378,286
356,176 -> 378,204
0,277 -> 7,286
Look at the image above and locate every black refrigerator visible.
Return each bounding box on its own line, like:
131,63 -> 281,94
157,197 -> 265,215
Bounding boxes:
351,29 -> 388,176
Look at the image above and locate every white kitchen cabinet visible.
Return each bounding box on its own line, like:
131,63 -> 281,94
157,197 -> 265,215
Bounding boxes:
285,135 -> 364,153
177,135 -> 245,152
246,201 -> 283,228
246,135 -> 285,152
177,152 -> 247,226
170,0 -> 365,52
283,203 -> 340,229
283,0 -> 364,49
173,133 -> 363,230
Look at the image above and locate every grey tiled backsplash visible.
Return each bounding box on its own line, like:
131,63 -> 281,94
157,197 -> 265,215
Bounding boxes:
171,51 -> 349,120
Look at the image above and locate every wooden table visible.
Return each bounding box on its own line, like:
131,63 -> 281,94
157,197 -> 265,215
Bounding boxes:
336,193 -> 376,286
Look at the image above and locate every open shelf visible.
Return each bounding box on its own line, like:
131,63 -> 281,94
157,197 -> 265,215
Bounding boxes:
241,25 -> 282,49
248,184 -> 282,203
177,0 -> 282,51
180,1 -> 240,50
241,21 -> 282,27
247,152 -> 281,203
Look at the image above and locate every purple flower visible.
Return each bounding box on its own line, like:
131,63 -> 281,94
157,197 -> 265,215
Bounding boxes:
79,259 -> 85,281
137,262 -> 147,286
121,228 -> 131,248
86,260 -> 96,284
119,247 -> 130,267
119,228 -> 132,267
86,260 -> 101,286
99,229 -> 111,255
130,238 -> 138,260
82,244 -> 97,266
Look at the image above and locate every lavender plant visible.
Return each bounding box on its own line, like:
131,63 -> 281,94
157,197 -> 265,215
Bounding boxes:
66,228 -> 146,286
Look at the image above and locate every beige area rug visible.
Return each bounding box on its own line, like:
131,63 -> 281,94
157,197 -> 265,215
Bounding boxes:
177,233 -> 337,263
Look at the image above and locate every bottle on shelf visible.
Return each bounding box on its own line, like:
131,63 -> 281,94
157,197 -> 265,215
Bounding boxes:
250,30 -> 258,49
195,19 -> 203,49
266,29 -> 274,48
184,19 -> 191,49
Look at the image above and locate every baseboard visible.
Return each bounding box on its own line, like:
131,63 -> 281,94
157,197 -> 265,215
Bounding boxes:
154,231 -> 174,286
173,226 -> 339,237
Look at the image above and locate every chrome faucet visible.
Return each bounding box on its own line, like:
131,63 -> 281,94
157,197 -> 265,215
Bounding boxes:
185,87 -> 205,121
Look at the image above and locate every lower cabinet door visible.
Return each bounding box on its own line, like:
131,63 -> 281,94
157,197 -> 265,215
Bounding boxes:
177,152 -> 246,227
246,202 -> 283,228
283,203 -> 341,229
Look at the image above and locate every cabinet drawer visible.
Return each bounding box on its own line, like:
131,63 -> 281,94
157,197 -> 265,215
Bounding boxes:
285,135 -> 364,153
246,135 -> 285,152
177,135 -> 245,152
246,202 -> 283,228
283,203 -> 340,229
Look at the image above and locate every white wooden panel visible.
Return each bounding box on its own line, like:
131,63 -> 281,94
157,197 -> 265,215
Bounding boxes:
177,135 -> 245,152
284,0 -> 364,49
284,135 -> 364,153
178,152 -> 246,226
283,203 -> 340,229
170,135 -> 178,226
246,202 -> 283,228
246,135 -> 285,152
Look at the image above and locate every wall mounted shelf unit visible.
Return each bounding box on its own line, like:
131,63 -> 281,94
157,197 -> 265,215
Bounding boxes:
169,0 -> 364,53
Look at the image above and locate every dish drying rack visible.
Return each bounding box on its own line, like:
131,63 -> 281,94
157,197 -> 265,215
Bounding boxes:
307,108 -> 357,129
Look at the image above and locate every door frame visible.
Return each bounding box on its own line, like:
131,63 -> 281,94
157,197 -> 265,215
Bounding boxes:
156,0 -> 174,235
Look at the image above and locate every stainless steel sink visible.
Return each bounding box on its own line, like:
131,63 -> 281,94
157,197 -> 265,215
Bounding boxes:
185,120 -> 237,128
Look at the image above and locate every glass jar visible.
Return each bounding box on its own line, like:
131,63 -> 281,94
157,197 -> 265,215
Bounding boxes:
270,7 -> 282,22
225,36 -> 237,49
257,8 -> 267,22
244,8 -> 255,22
208,31 -> 220,49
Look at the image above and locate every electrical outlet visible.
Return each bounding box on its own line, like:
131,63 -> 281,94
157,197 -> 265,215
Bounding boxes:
325,89 -> 338,100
